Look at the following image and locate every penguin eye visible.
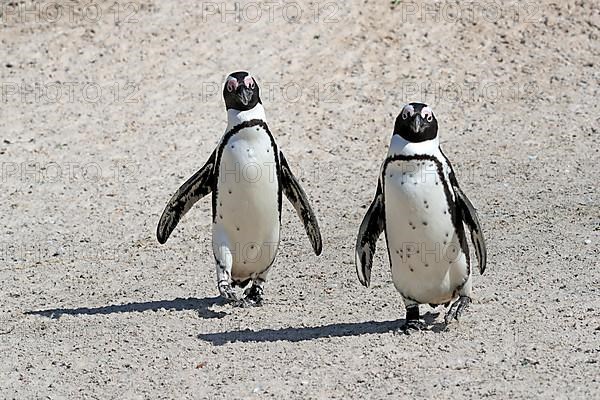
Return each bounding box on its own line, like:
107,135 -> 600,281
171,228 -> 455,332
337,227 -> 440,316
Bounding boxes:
426,114 -> 433,122
226,79 -> 238,92
402,111 -> 409,120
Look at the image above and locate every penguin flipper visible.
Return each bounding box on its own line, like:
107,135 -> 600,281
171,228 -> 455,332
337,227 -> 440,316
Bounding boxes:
454,186 -> 487,274
156,149 -> 216,244
279,151 -> 323,256
355,181 -> 385,287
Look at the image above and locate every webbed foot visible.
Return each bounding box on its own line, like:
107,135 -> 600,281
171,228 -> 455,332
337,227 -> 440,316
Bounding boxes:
445,296 -> 471,324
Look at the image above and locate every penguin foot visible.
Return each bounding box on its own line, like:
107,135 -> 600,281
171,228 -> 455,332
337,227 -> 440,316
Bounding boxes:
217,281 -> 239,302
444,296 -> 471,324
243,284 -> 264,307
232,298 -> 251,308
397,319 -> 427,335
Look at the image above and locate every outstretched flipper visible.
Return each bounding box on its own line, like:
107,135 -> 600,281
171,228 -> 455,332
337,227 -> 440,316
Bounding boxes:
355,181 -> 385,287
279,151 -> 322,256
157,149 -> 217,244
454,186 -> 487,274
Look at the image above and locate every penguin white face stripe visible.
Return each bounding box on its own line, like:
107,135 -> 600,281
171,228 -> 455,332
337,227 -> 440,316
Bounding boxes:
401,104 -> 415,120
226,77 -> 238,92
225,75 -> 255,92
244,75 -> 255,88
421,106 -> 433,122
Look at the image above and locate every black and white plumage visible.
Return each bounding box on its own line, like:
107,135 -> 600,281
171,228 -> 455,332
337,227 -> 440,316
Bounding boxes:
355,103 -> 486,330
157,71 -> 322,305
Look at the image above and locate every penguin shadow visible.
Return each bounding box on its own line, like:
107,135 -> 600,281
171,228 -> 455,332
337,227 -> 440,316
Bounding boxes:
25,296 -> 228,320
421,311 -> 447,333
197,312 -> 445,345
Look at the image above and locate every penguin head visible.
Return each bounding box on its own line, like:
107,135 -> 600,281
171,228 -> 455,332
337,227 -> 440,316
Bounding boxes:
223,71 -> 261,111
393,103 -> 438,142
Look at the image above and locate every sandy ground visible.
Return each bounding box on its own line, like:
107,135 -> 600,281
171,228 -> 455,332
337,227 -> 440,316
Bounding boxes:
1,0 -> 599,398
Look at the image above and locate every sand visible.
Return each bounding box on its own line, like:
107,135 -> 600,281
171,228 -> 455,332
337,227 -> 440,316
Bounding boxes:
0,0 -> 598,398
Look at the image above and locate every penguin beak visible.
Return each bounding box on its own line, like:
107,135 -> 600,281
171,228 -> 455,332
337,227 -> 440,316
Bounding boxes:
410,114 -> 423,133
239,86 -> 253,106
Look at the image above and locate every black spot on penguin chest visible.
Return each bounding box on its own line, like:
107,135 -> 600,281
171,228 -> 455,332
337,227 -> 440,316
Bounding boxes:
211,119 -> 282,223
381,153 -> 471,277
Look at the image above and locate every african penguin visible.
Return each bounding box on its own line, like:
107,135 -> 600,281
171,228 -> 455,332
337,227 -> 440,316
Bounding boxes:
157,71 -> 322,306
355,103 -> 487,331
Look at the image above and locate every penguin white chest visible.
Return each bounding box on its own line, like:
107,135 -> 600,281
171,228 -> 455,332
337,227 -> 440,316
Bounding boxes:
384,157 -> 468,304
213,126 -> 280,278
